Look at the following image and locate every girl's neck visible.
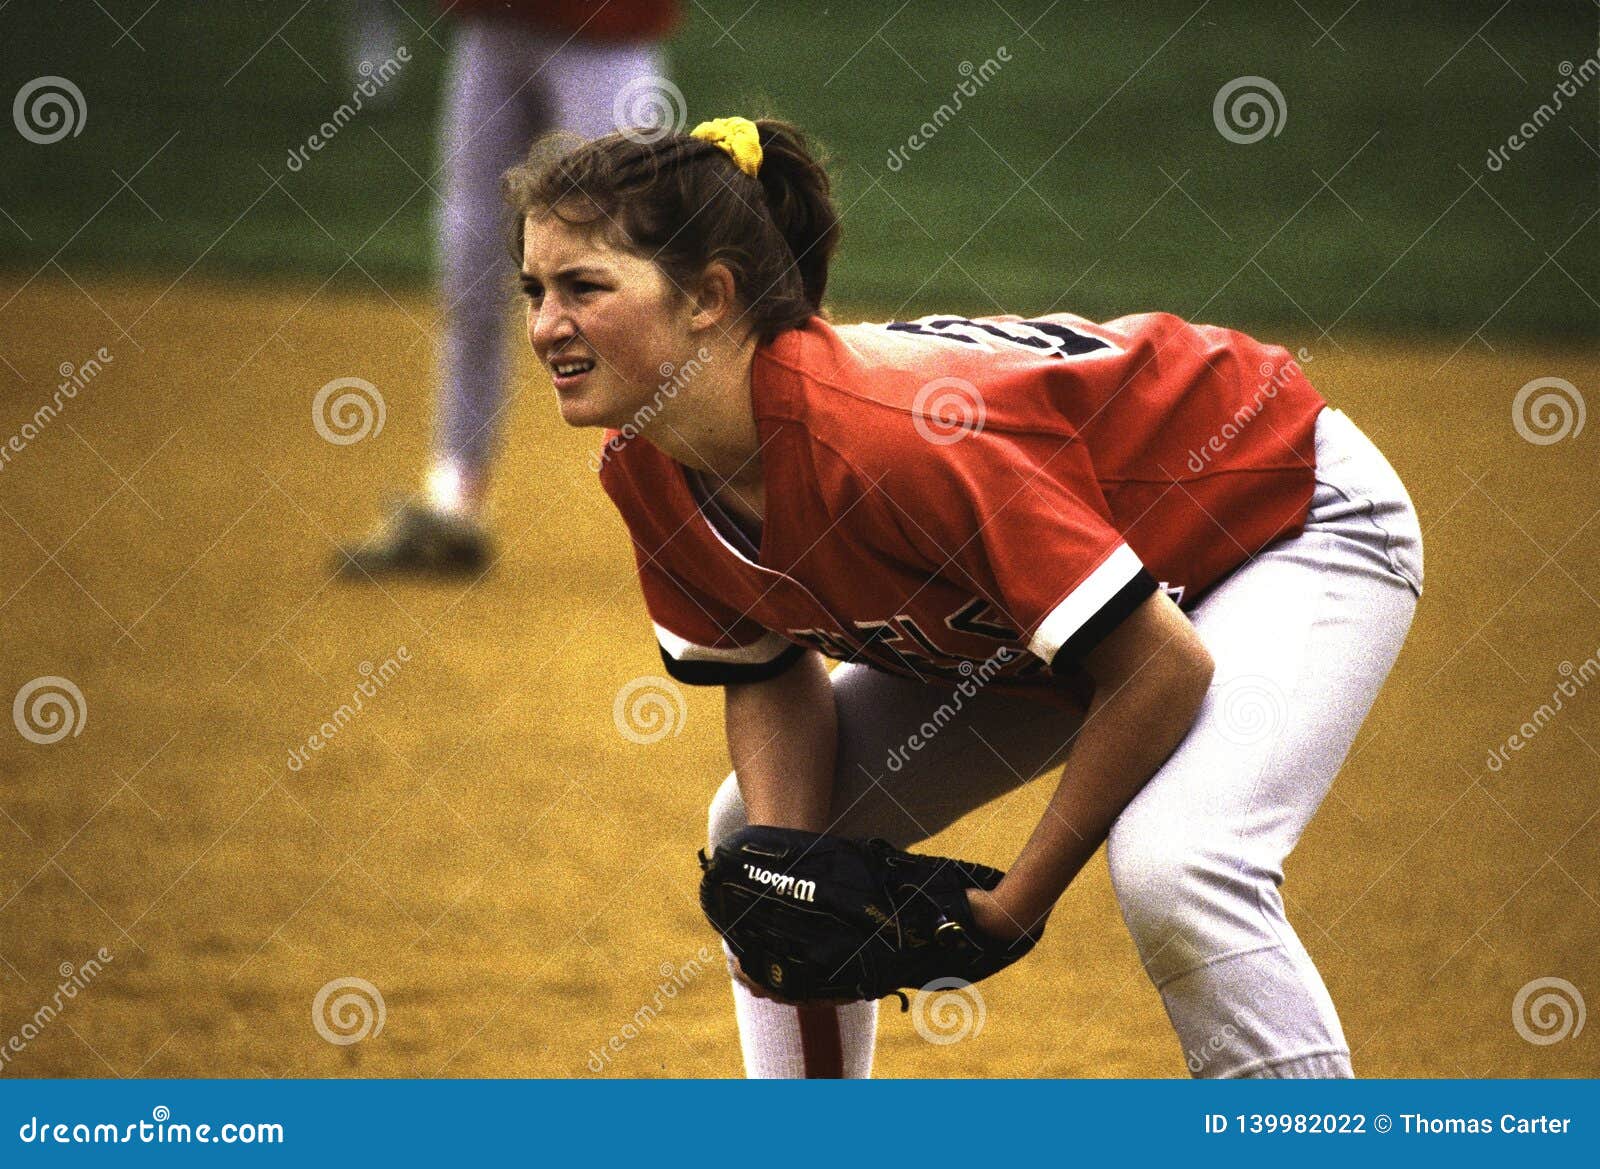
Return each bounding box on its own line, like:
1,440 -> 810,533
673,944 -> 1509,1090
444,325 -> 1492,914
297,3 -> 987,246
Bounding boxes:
644,328 -> 765,508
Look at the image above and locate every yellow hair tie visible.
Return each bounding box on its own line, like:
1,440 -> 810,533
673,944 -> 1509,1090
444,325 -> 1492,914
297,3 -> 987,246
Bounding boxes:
690,116 -> 762,178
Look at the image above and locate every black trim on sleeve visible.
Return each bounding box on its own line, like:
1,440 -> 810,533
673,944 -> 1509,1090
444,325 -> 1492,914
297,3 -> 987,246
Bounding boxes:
1049,569 -> 1159,672
658,641 -> 808,687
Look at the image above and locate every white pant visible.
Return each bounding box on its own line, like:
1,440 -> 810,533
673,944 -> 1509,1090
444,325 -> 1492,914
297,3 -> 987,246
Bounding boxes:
709,406 -> 1423,1077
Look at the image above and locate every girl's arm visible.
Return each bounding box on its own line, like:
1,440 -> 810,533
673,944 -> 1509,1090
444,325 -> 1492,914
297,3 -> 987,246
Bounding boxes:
723,649 -> 837,830
970,591 -> 1215,941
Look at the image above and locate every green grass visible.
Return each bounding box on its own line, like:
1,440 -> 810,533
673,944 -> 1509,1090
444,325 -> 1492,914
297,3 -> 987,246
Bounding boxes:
0,1 -> 1594,340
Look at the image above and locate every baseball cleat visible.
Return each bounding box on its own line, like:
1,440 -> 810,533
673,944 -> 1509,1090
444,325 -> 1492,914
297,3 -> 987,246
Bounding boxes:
334,500 -> 490,579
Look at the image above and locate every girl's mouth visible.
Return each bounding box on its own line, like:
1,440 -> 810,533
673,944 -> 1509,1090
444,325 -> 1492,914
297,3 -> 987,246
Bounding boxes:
551,356 -> 596,390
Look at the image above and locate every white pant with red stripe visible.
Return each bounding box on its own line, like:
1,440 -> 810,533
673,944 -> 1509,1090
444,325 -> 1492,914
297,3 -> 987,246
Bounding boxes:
708,406 -> 1423,1077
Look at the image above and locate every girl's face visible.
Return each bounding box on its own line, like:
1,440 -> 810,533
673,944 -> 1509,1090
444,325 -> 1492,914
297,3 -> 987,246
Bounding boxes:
521,213 -> 697,430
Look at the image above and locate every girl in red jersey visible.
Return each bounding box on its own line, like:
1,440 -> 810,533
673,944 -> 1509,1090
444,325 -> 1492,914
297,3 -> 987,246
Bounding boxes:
505,117 -> 1422,1078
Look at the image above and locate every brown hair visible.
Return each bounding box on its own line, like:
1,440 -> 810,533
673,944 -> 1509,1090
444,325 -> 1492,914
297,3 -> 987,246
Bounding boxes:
503,119 -> 840,342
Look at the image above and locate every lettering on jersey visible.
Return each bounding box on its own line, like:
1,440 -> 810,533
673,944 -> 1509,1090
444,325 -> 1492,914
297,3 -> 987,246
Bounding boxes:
885,316 -> 1115,359
742,864 -> 816,904
788,598 -> 1047,683
1158,581 -> 1186,607
945,597 -> 1020,641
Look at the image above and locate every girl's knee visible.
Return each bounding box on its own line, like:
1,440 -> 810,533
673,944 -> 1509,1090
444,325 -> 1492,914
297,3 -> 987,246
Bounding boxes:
707,773 -> 747,849
1107,830 -> 1281,966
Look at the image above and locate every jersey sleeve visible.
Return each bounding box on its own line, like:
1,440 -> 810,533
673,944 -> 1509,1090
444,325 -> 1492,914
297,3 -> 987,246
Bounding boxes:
885,425 -> 1157,670
634,555 -> 806,686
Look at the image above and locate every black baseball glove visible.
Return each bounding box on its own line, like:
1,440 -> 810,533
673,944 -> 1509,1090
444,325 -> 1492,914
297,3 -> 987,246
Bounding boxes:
698,825 -> 1037,1006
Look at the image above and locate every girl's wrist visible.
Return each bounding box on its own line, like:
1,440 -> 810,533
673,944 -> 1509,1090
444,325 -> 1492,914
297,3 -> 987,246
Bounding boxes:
966,883 -> 1049,944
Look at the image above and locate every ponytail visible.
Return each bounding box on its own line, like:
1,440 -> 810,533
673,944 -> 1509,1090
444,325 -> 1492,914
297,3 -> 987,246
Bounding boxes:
753,120 -> 840,313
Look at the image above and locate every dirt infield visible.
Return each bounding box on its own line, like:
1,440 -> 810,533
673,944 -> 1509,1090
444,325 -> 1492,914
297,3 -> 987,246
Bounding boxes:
0,275 -> 1595,1078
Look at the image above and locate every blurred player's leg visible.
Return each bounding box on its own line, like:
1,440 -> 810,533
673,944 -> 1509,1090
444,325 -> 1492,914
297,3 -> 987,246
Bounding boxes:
1106,406 -> 1422,1078
338,16 -> 549,576
430,17 -> 554,522
542,34 -> 666,139
340,19 -> 666,577
433,25 -> 665,531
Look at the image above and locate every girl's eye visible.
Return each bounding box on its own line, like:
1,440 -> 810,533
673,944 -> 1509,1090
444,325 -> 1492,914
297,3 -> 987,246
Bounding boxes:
521,283 -> 543,300
572,281 -> 602,295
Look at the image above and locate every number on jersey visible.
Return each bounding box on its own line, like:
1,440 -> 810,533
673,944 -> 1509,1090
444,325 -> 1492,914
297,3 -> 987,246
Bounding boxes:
885,316 -> 1113,359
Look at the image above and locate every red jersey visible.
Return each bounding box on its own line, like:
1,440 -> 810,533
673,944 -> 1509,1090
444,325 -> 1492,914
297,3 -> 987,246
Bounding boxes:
446,0 -> 680,42
600,312 -> 1325,703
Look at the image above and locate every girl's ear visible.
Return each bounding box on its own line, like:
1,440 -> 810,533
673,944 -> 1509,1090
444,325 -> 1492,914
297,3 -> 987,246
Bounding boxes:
689,261 -> 738,334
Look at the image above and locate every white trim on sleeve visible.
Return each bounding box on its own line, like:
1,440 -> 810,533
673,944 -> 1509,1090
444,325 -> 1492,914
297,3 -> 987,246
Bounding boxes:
1026,543 -> 1146,662
653,623 -> 793,666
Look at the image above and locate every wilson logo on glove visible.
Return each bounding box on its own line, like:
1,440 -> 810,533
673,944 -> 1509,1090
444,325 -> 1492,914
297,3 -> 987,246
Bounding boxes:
742,863 -> 817,903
